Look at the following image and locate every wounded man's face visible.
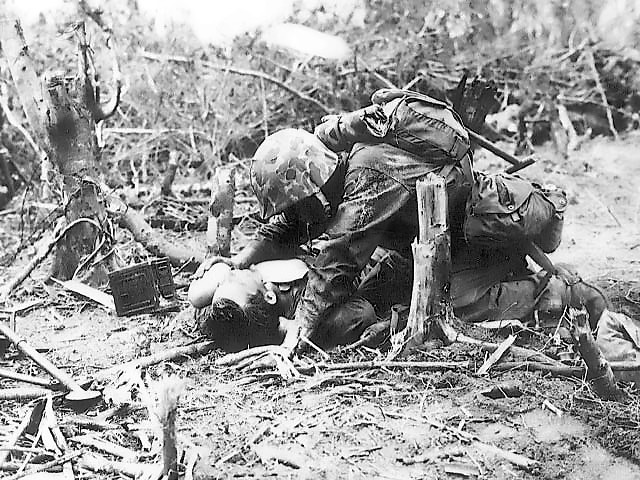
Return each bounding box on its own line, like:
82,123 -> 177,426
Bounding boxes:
191,261 -> 308,352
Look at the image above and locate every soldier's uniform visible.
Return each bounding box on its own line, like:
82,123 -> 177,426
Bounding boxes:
207,101 -> 606,348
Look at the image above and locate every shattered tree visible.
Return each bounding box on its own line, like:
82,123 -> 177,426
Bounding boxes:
0,19 -> 120,284
390,173 -> 457,356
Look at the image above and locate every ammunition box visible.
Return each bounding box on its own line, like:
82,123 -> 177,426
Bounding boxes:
108,258 -> 176,316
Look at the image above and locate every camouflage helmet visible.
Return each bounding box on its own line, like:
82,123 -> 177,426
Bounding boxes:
250,128 -> 339,219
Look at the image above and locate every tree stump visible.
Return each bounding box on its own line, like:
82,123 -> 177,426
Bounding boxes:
207,167 -> 235,257
389,173 -> 457,357
1,20 -> 120,284
570,309 -> 627,402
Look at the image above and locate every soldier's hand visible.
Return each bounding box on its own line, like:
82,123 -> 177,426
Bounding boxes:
193,256 -> 237,280
280,319 -> 316,357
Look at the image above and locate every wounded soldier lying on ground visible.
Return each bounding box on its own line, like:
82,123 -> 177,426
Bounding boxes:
188,247 -> 608,353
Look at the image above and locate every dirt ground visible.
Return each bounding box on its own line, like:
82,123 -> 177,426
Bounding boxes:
1,133 -> 640,479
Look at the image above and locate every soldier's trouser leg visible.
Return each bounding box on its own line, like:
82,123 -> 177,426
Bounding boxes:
314,297 -> 378,348
455,265 -> 608,328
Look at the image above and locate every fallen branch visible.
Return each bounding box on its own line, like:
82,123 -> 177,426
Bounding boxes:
309,360 -> 469,372
476,334 -> 517,376
0,368 -> 58,388
79,453 -> 161,478
6,450 -> 84,480
69,435 -> 138,460
0,388 -> 51,401
161,151 -> 179,196
456,333 -> 563,367
493,361 -> 583,377
119,206 -> 205,266
0,407 -> 34,467
94,341 -> 215,381
473,441 -> 538,470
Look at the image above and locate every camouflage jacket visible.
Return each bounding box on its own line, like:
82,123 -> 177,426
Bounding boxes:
255,141 -> 473,339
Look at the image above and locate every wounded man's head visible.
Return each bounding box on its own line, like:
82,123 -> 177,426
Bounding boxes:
191,261 -> 308,352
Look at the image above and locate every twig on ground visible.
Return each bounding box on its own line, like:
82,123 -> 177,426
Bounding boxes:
456,333 -> 563,366
6,450 -> 84,480
93,341 -> 215,381
492,361 -> 583,377
385,410 -> 538,470
78,453 -> 161,478
0,407 -> 35,466
0,388 -> 52,401
307,360 -> 469,373
69,435 -> 138,460
476,334 -> 517,376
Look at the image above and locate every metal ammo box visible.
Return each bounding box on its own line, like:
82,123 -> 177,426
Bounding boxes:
108,258 -> 176,316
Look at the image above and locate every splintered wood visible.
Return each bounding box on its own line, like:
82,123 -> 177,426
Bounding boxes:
207,167 -> 236,257
390,173 -> 457,357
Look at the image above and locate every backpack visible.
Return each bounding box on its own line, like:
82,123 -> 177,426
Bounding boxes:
316,88 -> 470,166
371,89 -> 470,165
463,171 -> 567,254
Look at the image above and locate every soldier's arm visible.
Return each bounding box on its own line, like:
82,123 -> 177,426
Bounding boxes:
234,209 -> 325,268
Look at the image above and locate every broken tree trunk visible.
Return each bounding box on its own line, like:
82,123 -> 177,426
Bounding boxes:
0,20 -> 120,285
389,173 -> 457,357
570,309 -> 627,402
207,167 -> 235,257
119,208 -> 205,266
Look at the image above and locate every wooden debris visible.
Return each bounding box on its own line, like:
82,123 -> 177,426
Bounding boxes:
0,388 -> 51,401
0,369 -> 56,388
51,279 -> 115,311
140,50 -> 332,114
476,334 -> 517,376
94,341 -> 214,381
389,174 -> 456,358
0,218 -> 100,301
542,399 -> 563,417
473,441 -> 538,470
68,436 -> 138,460
492,361 -> 583,377
480,381 -> 523,399
5,450 -> 84,480
155,377 -> 185,480
570,309 -> 627,401
252,443 -> 307,469
0,406 -> 37,467
312,360 -> 468,372
119,207 -> 205,266
443,461 -> 481,477
160,151 -> 179,196
456,333 -> 563,367
207,167 -> 235,257
78,453 -> 161,478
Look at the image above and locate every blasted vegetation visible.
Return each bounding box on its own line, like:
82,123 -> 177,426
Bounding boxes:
0,1 -> 639,479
